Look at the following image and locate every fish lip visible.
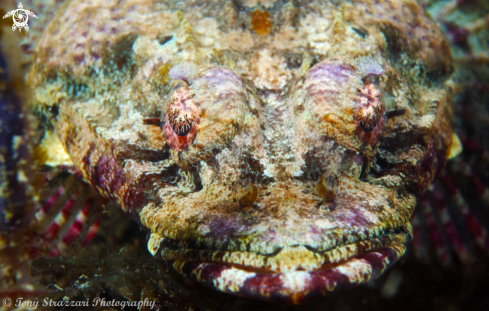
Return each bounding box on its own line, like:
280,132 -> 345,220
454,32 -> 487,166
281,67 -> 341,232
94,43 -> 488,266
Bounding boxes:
154,225 -> 411,264
167,243 -> 407,305
151,228 -> 411,304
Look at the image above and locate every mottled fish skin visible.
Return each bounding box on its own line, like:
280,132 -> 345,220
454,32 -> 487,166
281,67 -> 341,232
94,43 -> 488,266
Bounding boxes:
28,0 -> 455,304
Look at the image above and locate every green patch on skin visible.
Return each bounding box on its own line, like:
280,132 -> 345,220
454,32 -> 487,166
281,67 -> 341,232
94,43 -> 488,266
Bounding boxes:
102,33 -> 138,75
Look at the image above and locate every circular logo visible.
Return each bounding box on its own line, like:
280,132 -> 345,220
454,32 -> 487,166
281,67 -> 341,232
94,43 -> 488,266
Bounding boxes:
3,297 -> 12,306
2,3 -> 38,32
13,10 -> 29,29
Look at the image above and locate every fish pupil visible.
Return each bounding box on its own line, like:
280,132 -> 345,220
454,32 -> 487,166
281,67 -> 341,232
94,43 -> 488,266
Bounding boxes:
360,120 -> 375,132
169,108 -> 193,136
359,105 -> 382,132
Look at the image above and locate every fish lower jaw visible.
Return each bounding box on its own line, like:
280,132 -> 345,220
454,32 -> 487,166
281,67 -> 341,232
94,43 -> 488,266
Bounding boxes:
148,232 -> 410,304
166,244 -> 406,304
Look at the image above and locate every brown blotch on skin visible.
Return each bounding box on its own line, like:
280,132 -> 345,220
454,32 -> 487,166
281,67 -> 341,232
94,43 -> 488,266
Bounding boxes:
239,183 -> 259,210
102,34 -> 137,72
155,63 -> 171,85
386,109 -> 406,119
143,117 -> 163,127
250,9 -> 273,36
317,174 -> 339,203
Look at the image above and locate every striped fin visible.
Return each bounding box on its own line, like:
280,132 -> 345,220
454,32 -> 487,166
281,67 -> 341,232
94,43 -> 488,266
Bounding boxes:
411,158 -> 489,270
417,197 -> 452,267
31,170 -> 105,257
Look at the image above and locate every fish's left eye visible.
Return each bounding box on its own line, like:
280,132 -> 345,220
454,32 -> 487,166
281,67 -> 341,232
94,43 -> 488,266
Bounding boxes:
354,81 -> 386,146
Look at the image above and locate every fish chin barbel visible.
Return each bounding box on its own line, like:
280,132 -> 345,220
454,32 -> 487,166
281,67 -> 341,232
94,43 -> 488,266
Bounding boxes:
29,0 -> 456,304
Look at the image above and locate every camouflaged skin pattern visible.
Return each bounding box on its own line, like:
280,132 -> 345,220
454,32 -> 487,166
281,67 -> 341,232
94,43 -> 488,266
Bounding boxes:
29,0 -> 454,304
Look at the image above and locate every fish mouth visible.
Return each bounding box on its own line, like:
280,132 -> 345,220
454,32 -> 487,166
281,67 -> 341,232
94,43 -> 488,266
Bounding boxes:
148,225 -> 411,304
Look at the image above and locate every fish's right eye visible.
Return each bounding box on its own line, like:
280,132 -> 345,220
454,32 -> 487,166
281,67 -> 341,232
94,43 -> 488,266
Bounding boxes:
164,65 -> 249,167
164,85 -> 200,151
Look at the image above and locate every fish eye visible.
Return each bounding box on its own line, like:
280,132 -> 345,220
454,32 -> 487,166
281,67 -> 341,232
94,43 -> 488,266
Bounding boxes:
300,58 -> 390,151
164,85 -> 199,151
354,81 -> 387,146
168,109 -> 194,136
163,65 -> 249,167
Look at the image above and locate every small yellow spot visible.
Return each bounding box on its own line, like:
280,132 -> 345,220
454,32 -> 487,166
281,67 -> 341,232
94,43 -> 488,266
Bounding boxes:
448,133 -> 462,159
250,10 -> 273,36
156,63 -> 171,85
317,174 -> 338,202
36,131 -> 73,167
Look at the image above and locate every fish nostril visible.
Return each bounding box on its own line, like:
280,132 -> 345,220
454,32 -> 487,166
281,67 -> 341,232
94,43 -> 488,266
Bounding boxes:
359,156 -> 371,181
317,173 -> 339,202
239,183 -> 259,211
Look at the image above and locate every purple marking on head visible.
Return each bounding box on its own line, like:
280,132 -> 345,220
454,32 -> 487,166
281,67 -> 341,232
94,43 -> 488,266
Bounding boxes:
198,66 -> 245,88
82,148 -> 149,215
332,207 -> 374,228
355,58 -> 385,79
123,185 -> 149,214
74,54 -> 85,65
306,62 -> 353,83
305,87 -> 341,100
204,215 -> 253,241
354,154 -> 364,165
304,62 -> 355,101
90,155 -> 127,194
169,62 -> 197,81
